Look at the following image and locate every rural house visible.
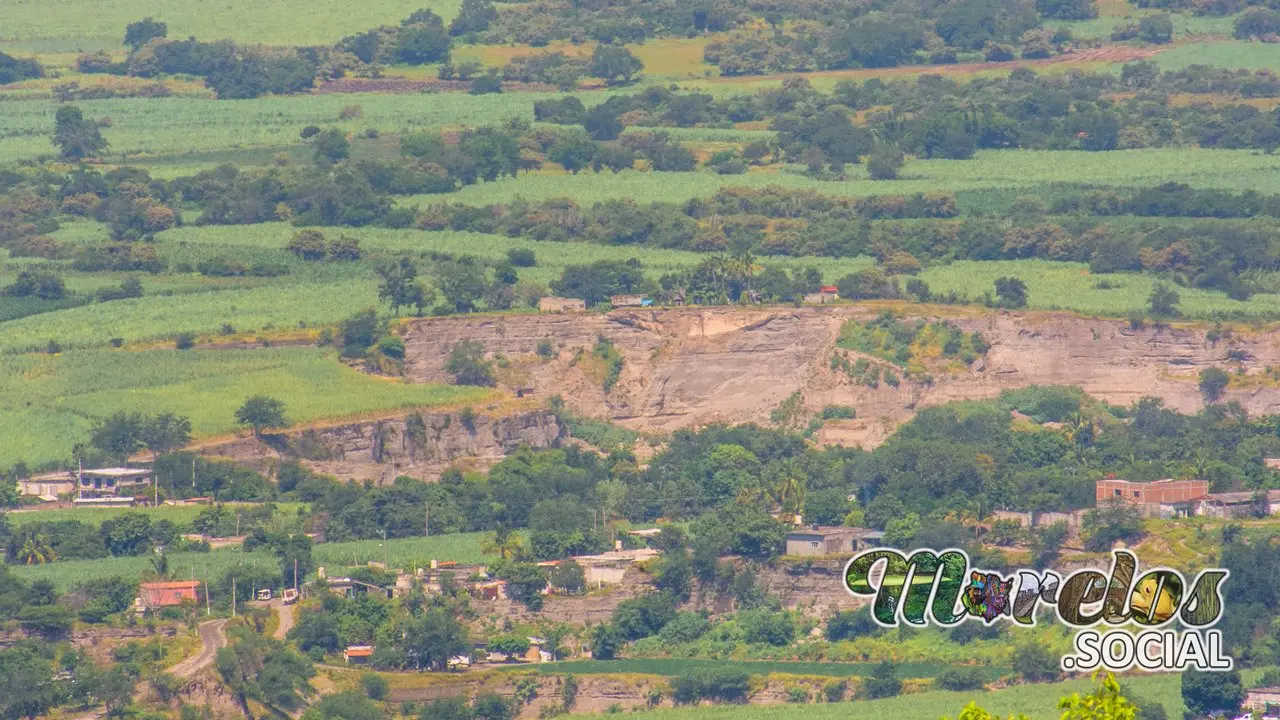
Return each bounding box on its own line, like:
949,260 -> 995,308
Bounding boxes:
1094,479 -> 1208,518
137,581 -> 201,612
1244,687 -> 1280,716
76,467 -> 152,499
1195,489 -> 1280,518
803,287 -> 839,304
344,646 -> 374,664
16,471 -> 77,500
785,526 -> 884,556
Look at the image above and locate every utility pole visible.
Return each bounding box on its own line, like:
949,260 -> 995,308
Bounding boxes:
205,580 -> 211,616
294,558 -> 299,592
231,576 -> 236,618
236,512 -> 241,536
192,457 -> 196,488
425,503 -> 429,538
383,529 -> 389,567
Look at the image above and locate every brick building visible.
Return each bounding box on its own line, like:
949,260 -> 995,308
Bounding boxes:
1094,479 -> 1209,518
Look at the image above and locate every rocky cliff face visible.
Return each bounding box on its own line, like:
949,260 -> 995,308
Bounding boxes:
201,409 -> 562,483
402,306 -> 1280,447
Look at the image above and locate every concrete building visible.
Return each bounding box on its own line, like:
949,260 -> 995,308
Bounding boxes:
785,526 -> 884,556
16,471 -> 77,500
566,548 -> 660,587
1244,686 -> 1280,716
1094,479 -> 1208,518
1196,489 -> 1280,519
138,581 -> 201,611
77,467 -> 152,499
538,296 -> 586,313
803,291 -> 838,305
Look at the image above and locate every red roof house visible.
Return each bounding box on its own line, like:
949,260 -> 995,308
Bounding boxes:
139,581 -> 201,610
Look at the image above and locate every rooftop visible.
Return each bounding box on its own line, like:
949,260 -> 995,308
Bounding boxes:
81,468 -> 151,478
140,581 -> 201,590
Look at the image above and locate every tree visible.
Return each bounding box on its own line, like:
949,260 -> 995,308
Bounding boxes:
1057,672 -> 1135,719
1198,367 -> 1230,404
994,276 -> 1028,309
90,411 -> 147,461
494,562 -> 547,610
549,559 -> 586,594
305,691 -> 381,720
449,0 -> 497,35
422,697 -> 473,720
548,131 -> 599,174
142,413 -> 191,456
287,230 -> 328,260
1181,669 -> 1245,717
583,105 -> 624,141
1082,500 -> 1143,552
487,634 -> 531,660
1014,642 -> 1060,682
93,667 -> 137,717
1036,0 -> 1097,19
395,23 -> 452,65
1138,13 -> 1173,44
435,259 -> 488,312
101,512 -> 153,556
236,395 -> 287,437
376,257 -> 421,315
53,105 -> 108,161
588,45 -> 643,85
445,340 -> 496,386
867,144 -> 905,180
863,661 -> 902,699
473,694 -> 513,720
401,608 -> 468,671
590,623 -> 621,660
0,647 -> 58,720
16,530 -> 56,565
1147,282 -> 1179,317
1030,521 -> 1068,569
216,628 -> 315,713
124,17 -> 167,51
313,128 -> 350,166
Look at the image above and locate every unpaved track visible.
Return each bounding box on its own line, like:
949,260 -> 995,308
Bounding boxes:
169,619 -> 230,679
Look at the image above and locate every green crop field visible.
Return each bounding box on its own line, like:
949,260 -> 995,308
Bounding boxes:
6,501 -> 308,529
597,672 -> 1193,720
0,0 -> 461,56
437,149 -> 1280,206
10,531 -> 494,590
0,347 -> 494,467
919,260 -> 1280,319
511,659 -> 1010,679
1152,41 -> 1280,71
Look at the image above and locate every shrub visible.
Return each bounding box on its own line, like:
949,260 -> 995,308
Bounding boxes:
936,667 -> 987,691
672,667 -> 750,704
360,672 -> 388,700
175,332 -> 196,350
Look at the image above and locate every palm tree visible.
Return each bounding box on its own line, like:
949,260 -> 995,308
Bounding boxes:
775,474 -> 806,521
482,525 -> 527,561
18,532 -> 56,565
733,249 -> 761,293
1065,413 -> 1094,461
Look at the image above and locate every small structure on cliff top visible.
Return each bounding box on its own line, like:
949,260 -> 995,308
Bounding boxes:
784,526 -> 883,556
539,296 -> 586,313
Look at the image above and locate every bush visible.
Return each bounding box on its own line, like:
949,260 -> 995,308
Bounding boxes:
862,662 -> 902,699
739,609 -> 795,646
672,667 -> 750,704
825,609 -> 877,641
936,667 -> 986,691
175,332 -> 196,350
507,248 -> 536,267
360,672 -> 389,700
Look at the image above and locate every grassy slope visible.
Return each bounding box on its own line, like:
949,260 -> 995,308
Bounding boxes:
6,502 -> 306,528
0,0 -> 461,55
0,347 -> 495,467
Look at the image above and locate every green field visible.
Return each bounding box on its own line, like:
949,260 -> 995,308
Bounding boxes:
920,260 -> 1280,319
0,0 -> 461,56
1152,41 -> 1280,71
438,149 -> 1280,206
0,347 -> 494,467
595,672 -> 1193,720
10,531 -> 494,590
5,501 -> 308,529
511,659 -> 1010,680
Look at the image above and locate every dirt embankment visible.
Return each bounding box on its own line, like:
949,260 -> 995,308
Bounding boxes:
401,305 -> 1280,448
199,408 -> 563,483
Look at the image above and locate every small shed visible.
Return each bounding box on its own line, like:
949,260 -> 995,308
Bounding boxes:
539,297 -> 586,313
803,291 -> 838,305
344,646 -> 374,664
1244,686 -> 1280,715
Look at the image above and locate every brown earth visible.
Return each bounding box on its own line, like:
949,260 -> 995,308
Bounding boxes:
401,305 -> 1280,449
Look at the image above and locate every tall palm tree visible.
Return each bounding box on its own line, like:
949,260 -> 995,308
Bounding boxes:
18,532 -> 56,565
482,525 -> 527,561
1065,412 -> 1095,461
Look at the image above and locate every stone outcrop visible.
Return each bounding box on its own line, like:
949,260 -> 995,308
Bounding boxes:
401,306 -> 1280,447
200,409 -> 563,483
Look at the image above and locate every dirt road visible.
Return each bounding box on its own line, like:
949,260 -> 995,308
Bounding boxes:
272,599 -> 296,640
169,619 -> 229,679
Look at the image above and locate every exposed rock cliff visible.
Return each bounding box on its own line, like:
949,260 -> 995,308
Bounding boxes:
402,305 -> 1280,447
200,409 -> 562,483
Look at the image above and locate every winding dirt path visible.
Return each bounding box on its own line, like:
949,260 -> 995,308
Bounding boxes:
169,619 -> 230,679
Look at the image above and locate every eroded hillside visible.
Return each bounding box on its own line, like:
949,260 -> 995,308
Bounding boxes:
402,305 -> 1280,448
